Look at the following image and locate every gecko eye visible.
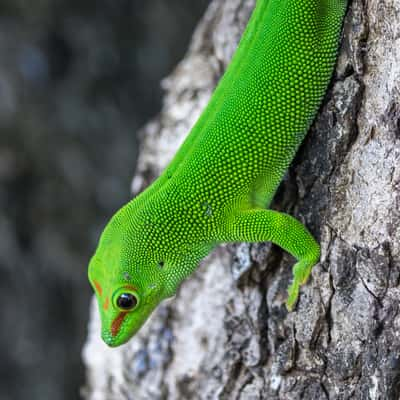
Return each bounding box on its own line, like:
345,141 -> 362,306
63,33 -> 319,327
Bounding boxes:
116,293 -> 138,311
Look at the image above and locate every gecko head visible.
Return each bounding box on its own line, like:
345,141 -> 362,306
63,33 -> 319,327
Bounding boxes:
89,254 -> 165,347
87,203 -> 203,347
87,189 -> 215,347
88,245 -> 174,347
87,208 -> 171,348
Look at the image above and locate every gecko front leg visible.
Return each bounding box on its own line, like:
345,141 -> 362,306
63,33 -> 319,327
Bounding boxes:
219,209 -> 320,310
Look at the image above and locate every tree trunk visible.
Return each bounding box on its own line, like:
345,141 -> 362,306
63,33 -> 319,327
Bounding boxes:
82,0 -> 400,398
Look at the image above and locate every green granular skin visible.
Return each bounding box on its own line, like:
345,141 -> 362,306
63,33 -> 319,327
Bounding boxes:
88,0 -> 348,347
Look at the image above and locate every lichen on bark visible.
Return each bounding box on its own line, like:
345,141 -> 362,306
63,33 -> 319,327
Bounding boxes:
83,0 -> 400,399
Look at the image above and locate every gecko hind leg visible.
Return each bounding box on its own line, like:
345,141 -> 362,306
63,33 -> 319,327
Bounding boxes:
219,209 -> 320,310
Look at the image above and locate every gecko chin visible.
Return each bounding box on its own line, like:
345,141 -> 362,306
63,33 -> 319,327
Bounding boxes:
102,331 -> 130,348
101,321 -> 141,348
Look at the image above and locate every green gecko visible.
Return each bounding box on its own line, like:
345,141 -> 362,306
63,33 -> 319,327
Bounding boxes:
89,0 -> 348,347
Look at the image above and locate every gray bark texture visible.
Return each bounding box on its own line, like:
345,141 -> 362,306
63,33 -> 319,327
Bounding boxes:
82,0 -> 400,399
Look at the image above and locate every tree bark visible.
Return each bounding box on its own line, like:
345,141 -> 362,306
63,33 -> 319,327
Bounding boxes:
82,0 -> 400,399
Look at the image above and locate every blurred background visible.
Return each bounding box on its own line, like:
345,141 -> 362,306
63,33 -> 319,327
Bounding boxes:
0,1 -> 209,399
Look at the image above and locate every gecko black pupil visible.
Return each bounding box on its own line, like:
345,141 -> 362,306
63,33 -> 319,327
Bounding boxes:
117,293 -> 137,310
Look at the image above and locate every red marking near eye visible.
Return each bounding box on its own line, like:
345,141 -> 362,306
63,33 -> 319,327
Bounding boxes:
111,312 -> 127,337
103,296 -> 109,311
123,284 -> 138,292
93,280 -> 103,296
